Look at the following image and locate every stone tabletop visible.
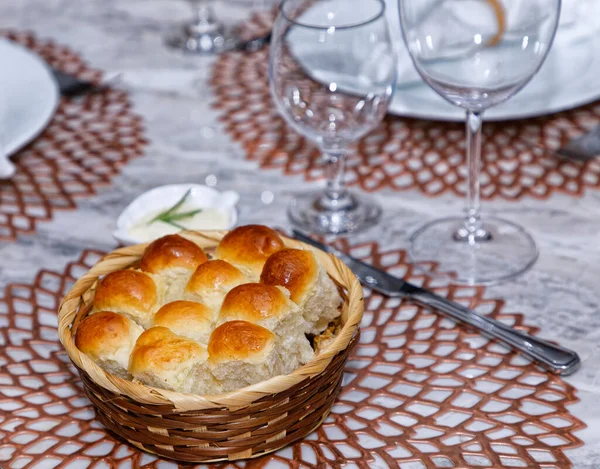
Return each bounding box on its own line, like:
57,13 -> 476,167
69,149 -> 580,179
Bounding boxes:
0,0 -> 599,467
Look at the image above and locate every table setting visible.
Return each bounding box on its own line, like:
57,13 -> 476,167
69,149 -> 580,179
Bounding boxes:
1,0 -> 600,468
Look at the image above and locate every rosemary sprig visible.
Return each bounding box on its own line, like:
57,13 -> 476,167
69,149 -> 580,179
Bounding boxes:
148,189 -> 202,230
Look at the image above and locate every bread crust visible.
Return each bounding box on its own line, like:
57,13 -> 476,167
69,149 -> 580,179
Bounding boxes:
219,283 -> 290,322
216,225 -> 284,277
186,260 -> 245,294
140,234 -> 208,274
260,248 -> 318,303
93,270 -> 157,316
208,321 -> 275,363
76,311 -> 134,357
129,327 -> 207,375
154,300 -> 213,343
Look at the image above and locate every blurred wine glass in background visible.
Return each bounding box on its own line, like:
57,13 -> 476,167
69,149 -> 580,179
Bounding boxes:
166,0 -> 275,54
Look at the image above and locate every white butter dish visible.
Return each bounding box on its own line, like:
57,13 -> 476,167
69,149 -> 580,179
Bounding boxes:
113,184 -> 239,245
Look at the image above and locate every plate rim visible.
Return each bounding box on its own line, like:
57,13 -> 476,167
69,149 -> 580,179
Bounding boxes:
387,21 -> 600,121
2,38 -> 60,155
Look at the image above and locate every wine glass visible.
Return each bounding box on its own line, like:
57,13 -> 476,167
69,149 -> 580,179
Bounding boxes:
165,0 -> 242,54
399,0 -> 561,285
269,0 -> 396,234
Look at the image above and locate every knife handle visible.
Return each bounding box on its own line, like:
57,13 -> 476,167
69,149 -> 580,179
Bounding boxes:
411,289 -> 581,376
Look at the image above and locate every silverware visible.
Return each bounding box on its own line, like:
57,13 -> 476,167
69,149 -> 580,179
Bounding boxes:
525,126 -> 600,162
554,126 -> 600,162
236,31 -> 271,52
51,69 -> 122,97
292,230 -> 581,376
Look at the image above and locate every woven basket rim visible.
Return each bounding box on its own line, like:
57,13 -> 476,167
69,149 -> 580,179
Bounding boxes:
58,230 -> 364,411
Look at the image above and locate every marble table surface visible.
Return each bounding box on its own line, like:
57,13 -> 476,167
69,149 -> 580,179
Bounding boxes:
1,0 -> 600,467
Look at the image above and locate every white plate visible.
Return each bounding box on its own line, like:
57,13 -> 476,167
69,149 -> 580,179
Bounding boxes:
0,38 -> 60,177
292,0 -> 600,122
113,184 -> 240,245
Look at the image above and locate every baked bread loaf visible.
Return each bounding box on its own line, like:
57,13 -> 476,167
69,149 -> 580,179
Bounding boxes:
140,234 -> 208,302
215,225 -> 284,279
153,300 -> 213,344
261,248 -> 341,334
208,321 -> 282,392
219,283 -> 314,369
79,226 -> 343,395
92,270 -> 158,328
75,311 -> 144,378
129,326 -> 215,393
185,260 -> 247,311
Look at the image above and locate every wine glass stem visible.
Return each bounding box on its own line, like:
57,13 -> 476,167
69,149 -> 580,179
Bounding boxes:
454,110 -> 491,243
318,149 -> 355,211
190,0 -> 216,26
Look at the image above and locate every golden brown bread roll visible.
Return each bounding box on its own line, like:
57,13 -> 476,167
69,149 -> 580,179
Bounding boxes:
92,270 -> 158,328
153,300 -> 213,344
140,234 -> 208,274
75,311 -> 144,378
184,260 -> 248,311
215,225 -> 284,279
261,248 -> 341,334
140,234 -> 208,304
208,320 -> 283,391
219,283 -> 314,368
129,327 -> 216,393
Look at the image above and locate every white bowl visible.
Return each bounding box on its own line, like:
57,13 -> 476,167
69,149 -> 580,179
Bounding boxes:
113,184 -> 239,245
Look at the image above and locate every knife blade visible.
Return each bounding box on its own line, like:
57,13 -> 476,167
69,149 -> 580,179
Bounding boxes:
51,69 -> 122,98
556,125 -> 600,162
51,69 -> 101,97
292,230 -> 581,376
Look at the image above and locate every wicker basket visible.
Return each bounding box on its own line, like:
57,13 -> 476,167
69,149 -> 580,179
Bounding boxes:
58,230 -> 364,463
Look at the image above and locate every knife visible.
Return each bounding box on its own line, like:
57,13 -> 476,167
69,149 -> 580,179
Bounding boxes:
51,69 -> 123,98
555,125 -> 600,162
292,230 -> 581,376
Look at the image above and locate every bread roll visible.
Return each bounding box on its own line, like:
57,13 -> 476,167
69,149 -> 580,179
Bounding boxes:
208,321 -> 283,391
75,311 -> 143,378
185,260 -> 247,311
215,225 -> 284,279
129,327 -> 216,394
153,300 -> 213,344
92,270 -> 158,328
219,283 -> 314,368
260,248 -> 341,334
140,234 -> 208,303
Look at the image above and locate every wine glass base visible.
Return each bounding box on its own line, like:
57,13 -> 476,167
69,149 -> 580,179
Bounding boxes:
165,22 -> 238,54
409,215 -> 538,286
288,191 -> 382,235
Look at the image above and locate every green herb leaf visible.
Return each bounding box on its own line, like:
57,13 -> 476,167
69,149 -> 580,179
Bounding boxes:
165,189 -> 192,216
147,189 -> 202,230
167,209 -> 203,221
162,219 -> 187,230
149,189 -> 192,224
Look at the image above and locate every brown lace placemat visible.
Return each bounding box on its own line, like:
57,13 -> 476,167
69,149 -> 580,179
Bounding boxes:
0,31 -> 147,242
0,242 -> 584,468
211,44 -> 600,200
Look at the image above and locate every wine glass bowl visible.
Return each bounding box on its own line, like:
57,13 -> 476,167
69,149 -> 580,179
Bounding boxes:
399,0 -> 561,285
402,0 -> 561,110
269,0 -> 396,234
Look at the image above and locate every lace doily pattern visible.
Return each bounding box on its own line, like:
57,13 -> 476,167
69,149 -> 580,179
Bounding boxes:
211,46 -> 600,200
0,31 -> 147,242
0,243 -> 584,468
